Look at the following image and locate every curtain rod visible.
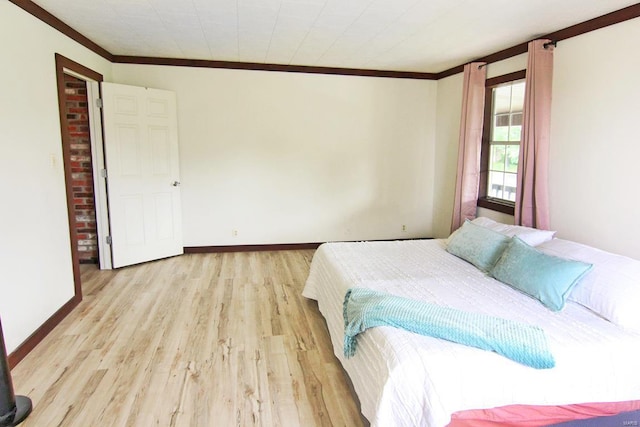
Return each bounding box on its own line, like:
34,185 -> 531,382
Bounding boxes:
477,40 -> 558,68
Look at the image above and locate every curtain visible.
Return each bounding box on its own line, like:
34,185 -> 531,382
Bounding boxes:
515,39 -> 554,229
451,62 -> 487,232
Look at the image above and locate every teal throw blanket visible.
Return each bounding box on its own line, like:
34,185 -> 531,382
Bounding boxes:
343,287 -> 555,369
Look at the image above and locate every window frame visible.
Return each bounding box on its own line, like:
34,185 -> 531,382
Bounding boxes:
478,69 -> 527,215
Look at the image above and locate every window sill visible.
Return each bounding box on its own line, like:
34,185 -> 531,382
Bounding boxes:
477,197 -> 515,215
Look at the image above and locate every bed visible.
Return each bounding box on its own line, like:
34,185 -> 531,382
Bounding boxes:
302,218 -> 640,427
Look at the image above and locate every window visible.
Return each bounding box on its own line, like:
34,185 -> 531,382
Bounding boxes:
478,70 -> 526,214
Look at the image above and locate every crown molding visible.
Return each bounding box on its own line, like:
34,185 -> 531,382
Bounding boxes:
9,0 -> 113,61
10,0 -> 640,79
111,55 -> 437,79
436,3 -> 640,79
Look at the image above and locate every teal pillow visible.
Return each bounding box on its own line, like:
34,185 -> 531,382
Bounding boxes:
491,237 -> 593,311
447,220 -> 511,272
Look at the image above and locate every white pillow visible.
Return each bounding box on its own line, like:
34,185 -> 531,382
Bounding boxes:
537,238 -> 640,333
471,217 -> 556,247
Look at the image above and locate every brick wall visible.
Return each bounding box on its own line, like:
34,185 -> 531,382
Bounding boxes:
64,74 -> 98,263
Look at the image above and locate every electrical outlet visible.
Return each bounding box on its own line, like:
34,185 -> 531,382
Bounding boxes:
402,224 -> 407,232
232,229 -> 238,237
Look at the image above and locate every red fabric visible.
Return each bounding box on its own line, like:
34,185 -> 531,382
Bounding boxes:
448,400 -> 640,427
451,62 -> 486,232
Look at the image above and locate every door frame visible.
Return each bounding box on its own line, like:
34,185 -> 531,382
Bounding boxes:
54,54 -> 111,294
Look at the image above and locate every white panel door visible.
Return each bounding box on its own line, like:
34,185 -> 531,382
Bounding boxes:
101,82 -> 183,268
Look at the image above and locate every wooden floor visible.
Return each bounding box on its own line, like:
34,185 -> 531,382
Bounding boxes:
11,250 -> 364,427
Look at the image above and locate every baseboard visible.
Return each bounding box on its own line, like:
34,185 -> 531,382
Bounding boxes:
184,242 -> 323,253
184,238 -> 431,254
8,295 -> 81,369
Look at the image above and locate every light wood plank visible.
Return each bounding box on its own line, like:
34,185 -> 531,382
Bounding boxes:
11,250 -> 365,426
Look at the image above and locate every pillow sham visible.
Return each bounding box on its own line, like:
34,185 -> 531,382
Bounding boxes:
472,217 -> 556,247
537,238 -> 640,332
491,237 -> 593,312
446,220 -> 511,272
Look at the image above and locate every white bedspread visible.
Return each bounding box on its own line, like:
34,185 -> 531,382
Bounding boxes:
302,239 -> 640,427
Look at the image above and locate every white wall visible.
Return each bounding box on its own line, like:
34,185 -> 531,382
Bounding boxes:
433,73 -> 463,237
550,17 -> 640,258
0,2 -> 112,353
112,65 -> 438,246
435,19 -> 640,260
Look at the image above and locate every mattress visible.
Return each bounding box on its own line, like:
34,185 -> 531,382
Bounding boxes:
302,239 -> 640,427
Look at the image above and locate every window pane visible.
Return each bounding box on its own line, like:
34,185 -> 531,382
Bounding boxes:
492,118 -> 509,142
489,171 -> 505,199
509,125 -> 521,142
494,86 -> 512,114
490,145 -> 506,172
504,173 -> 518,201
496,115 -> 510,126
506,145 -> 519,173
511,82 -> 525,111
511,113 -> 522,126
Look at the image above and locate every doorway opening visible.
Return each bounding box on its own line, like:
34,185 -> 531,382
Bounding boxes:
54,54 -> 112,302
62,74 -> 99,264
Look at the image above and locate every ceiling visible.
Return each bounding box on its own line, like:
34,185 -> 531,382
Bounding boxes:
30,0 -> 639,73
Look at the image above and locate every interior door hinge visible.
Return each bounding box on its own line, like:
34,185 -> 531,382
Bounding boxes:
96,98 -> 103,109
106,236 -> 112,245
100,169 -> 107,178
